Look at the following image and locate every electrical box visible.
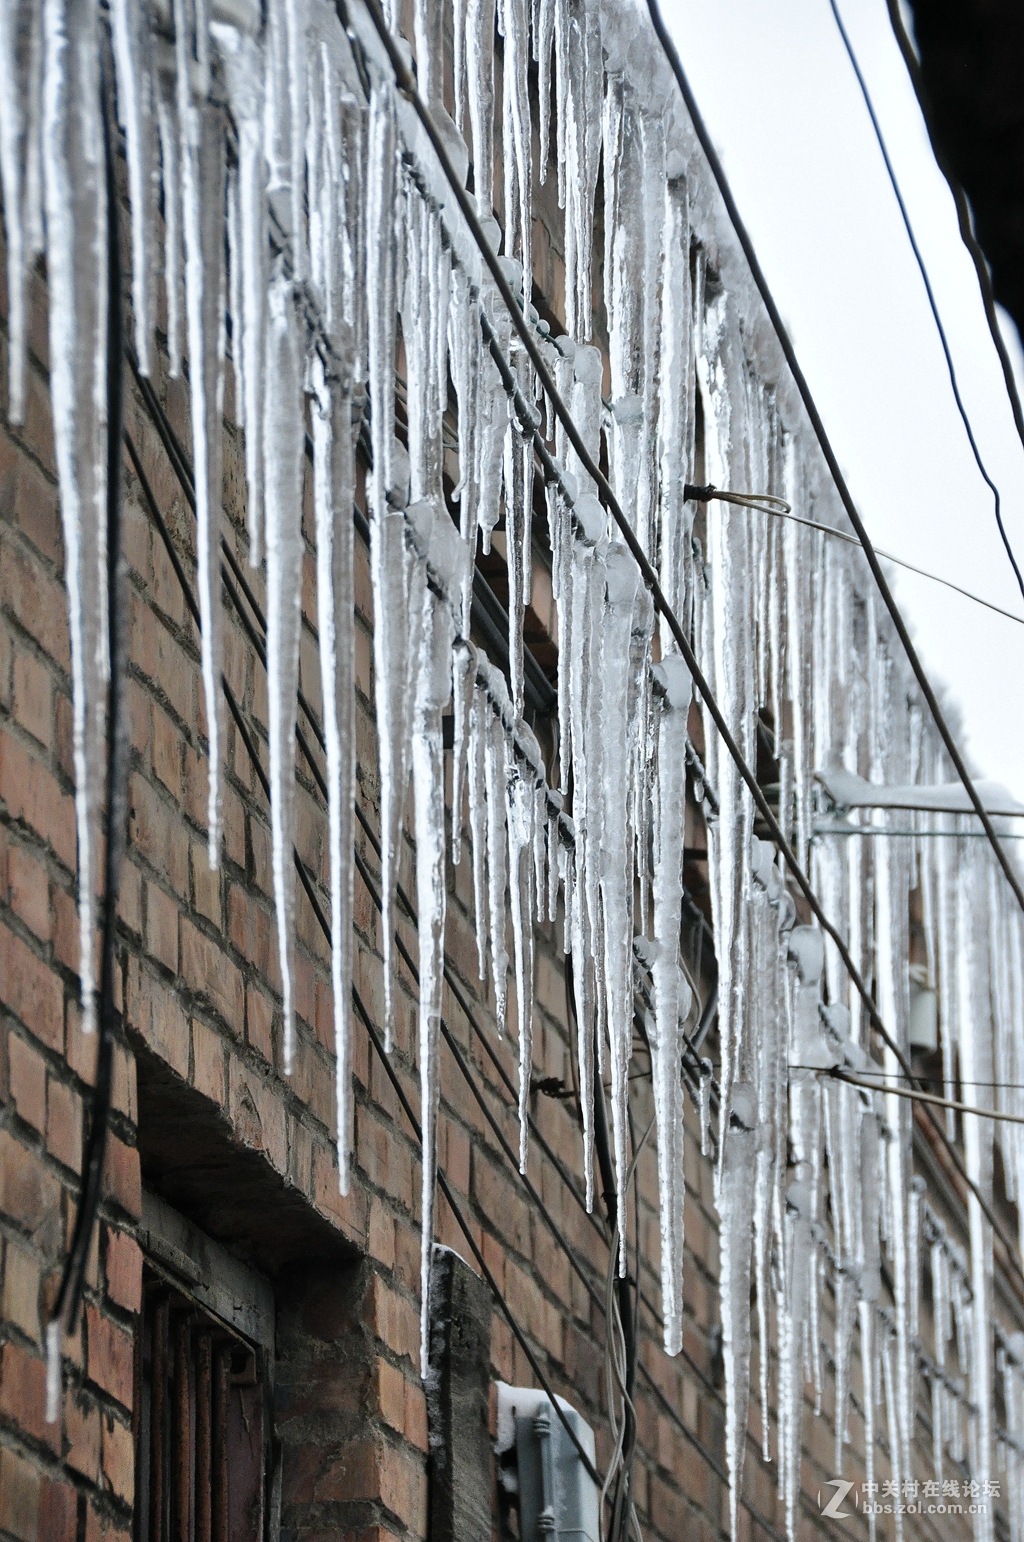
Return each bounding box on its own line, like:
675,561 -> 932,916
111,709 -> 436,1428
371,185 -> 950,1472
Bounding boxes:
496,1383 -> 600,1542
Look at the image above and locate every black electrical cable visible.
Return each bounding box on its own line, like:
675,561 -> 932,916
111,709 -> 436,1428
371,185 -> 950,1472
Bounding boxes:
828,0 -> 1024,607
884,0 -> 1024,469
49,52 -> 130,1356
642,0 -> 1024,925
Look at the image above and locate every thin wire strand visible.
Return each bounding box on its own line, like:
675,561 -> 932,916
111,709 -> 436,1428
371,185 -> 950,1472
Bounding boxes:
831,1068 -> 1024,1128
729,497 -> 1024,627
640,0 -> 1024,919
884,0 -> 1024,468
829,0 -> 1024,606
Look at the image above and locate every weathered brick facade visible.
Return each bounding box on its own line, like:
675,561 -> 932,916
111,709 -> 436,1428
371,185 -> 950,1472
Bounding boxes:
0,21 -> 1015,1542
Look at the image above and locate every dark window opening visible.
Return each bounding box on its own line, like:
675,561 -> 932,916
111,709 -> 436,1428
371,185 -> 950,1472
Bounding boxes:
135,1269 -> 266,1542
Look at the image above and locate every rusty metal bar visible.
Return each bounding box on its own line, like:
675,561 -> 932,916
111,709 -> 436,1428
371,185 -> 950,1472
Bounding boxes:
212,1343 -> 229,1542
150,1296 -> 168,1542
174,1317 -> 191,1542
196,1334 -> 212,1542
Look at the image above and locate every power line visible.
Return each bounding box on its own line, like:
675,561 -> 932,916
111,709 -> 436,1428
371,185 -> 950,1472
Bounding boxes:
831,1067 -> 1024,1128
828,0 -> 1024,608
726,497 -> 1024,627
884,0 -> 1024,470
642,0 -> 1024,928
355,0 -> 1024,1296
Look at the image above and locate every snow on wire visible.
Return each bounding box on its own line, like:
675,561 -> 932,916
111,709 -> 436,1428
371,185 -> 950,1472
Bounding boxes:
5,0 -> 1024,1538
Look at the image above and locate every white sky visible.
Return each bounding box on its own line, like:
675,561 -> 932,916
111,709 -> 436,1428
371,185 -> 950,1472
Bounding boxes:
661,0 -> 1024,801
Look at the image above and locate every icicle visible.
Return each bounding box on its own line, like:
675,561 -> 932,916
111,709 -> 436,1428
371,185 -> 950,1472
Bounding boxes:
112,0 -> 158,376
698,1058 -> 713,1157
600,547 -> 640,1205
499,0 -> 532,288
482,680 -> 510,1032
310,359 -> 356,1188
155,65 -> 184,378
412,579 -> 455,1378
263,267 -> 305,1073
555,0 -> 602,339
365,80 -> 409,1046
0,0 -> 43,422
41,0 -> 109,1032
173,0 -> 227,868
263,0 -> 307,279
45,1318 -> 62,1425
648,653 -> 691,1350
503,356 -> 535,716
536,0 -> 555,182
451,639 -> 476,864
217,22 -> 267,566
468,679 -> 490,982
465,0 -> 495,216
507,756 -> 536,1171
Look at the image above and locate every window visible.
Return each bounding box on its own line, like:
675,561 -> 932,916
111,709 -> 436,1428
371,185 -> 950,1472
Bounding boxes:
134,1193 -> 275,1542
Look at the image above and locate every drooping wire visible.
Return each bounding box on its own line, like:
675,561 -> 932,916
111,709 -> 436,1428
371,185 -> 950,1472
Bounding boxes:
640,0 -> 1024,929
47,47 -> 130,1415
829,1067 -> 1024,1128
828,0 -> 1024,608
884,0 -> 1024,470
712,492 -> 1024,627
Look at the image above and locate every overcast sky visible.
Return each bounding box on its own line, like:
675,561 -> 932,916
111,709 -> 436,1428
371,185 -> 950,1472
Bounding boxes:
660,0 -> 1024,802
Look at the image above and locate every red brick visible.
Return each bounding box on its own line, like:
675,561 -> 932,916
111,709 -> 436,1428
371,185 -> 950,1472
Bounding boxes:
405,1381 -> 428,1453
2,1238 -> 41,1341
374,1358 -> 405,1434
66,1389 -> 101,1481
367,1196 -> 396,1269
8,1033 -> 46,1131
52,884 -> 79,973
228,1058 -> 287,1173
144,881 -> 178,972
0,1444 -> 40,1542
0,727 -> 76,871
103,1227 -> 142,1314
12,648 -> 52,747
46,1075 -> 82,1172
192,1018 -> 226,1106
0,1339 -> 56,1450
180,918 -> 243,1034
363,1276 -> 419,1369
126,960 -> 188,1079
8,843 -> 50,940
85,1304 -> 133,1408
191,841 -> 220,925
38,1476 -> 78,1542
378,1441 -> 427,1531
245,985 -> 274,1065
127,773 -> 188,896
12,451 -> 62,566
152,704 -> 182,797
0,536 -> 69,669
0,921 -> 64,1050
0,1127 -> 60,1228
102,1409 -> 134,1504
102,1134 -> 141,1222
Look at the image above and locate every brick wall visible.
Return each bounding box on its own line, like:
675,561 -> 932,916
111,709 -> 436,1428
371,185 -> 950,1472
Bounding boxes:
0,62 -> 1002,1542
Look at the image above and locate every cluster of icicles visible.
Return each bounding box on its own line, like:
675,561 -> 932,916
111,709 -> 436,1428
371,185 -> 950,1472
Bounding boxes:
5,0 -> 1024,1537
